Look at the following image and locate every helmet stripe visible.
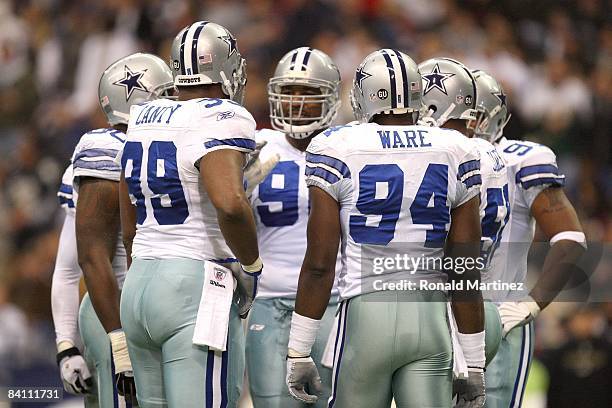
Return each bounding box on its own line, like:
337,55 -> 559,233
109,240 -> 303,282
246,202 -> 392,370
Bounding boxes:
179,27 -> 190,75
301,47 -> 313,71
393,50 -> 410,109
190,22 -> 208,75
381,50 -> 397,109
289,50 -> 299,70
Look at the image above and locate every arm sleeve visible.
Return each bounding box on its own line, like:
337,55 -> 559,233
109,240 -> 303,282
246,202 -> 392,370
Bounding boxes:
454,146 -> 482,207
51,212 -> 82,346
304,135 -> 352,202
182,102 -> 257,167
72,130 -> 125,185
515,146 -> 566,208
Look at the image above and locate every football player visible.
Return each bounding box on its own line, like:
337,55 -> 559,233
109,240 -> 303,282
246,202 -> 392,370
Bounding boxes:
51,52 -> 175,406
117,22 -> 261,407
471,70 -> 586,408
418,57 -> 509,406
285,49 -> 485,407
245,47 -> 342,408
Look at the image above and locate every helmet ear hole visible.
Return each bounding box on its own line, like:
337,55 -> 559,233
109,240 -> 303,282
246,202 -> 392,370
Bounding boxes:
428,105 -> 437,113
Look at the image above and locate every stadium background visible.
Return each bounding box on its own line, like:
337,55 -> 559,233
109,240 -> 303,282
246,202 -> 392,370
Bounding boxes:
0,0 -> 610,406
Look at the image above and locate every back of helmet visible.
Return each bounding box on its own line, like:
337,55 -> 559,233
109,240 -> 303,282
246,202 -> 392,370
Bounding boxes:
350,49 -> 423,123
170,21 -> 246,103
99,53 -> 174,126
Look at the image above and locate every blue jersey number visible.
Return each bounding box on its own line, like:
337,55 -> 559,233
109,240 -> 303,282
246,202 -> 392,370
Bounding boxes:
409,164 -> 450,247
349,163 -> 450,246
503,142 -> 533,156
480,184 -> 510,266
349,164 -> 404,245
256,161 -> 300,227
122,141 -> 189,225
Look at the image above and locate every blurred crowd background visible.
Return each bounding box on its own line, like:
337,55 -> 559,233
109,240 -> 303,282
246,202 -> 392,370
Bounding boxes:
0,0 -> 610,406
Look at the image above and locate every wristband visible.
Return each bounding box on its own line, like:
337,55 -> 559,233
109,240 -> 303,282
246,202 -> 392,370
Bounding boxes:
108,329 -> 132,373
458,331 -> 486,369
241,257 -> 263,274
550,231 -> 587,249
57,340 -> 74,353
288,312 -> 321,358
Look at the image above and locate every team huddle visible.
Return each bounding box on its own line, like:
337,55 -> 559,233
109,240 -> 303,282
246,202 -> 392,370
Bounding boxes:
50,20 -> 587,408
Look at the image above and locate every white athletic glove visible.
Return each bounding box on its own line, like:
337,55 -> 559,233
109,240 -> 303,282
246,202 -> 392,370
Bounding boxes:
56,341 -> 93,395
244,140 -> 280,196
286,355 -> 323,404
454,368 -> 486,408
233,258 -> 263,318
497,297 -> 540,337
109,330 -> 137,405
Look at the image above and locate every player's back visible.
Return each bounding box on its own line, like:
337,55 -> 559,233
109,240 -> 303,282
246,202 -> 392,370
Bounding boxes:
489,137 -> 565,299
305,123 -> 482,299
121,97 -> 256,261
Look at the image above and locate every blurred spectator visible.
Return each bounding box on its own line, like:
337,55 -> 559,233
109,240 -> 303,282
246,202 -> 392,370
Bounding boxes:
542,306 -> 611,408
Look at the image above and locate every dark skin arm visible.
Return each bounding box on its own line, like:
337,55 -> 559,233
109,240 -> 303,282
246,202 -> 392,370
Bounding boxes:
199,149 -> 259,265
76,177 -> 121,333
294,187 -> 340,319
118,172 -> 136,269
448,195 -> 484,333
529,187 -> 585,309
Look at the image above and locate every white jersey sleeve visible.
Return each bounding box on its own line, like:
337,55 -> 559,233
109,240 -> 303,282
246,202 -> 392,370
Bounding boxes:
511,143 -> 565,208
51,212 -> 82,346
305,132 -> 353,203
180,99 -> 257,167
454,141 -> 482,207
72,128 -> 126,186
57,165 -> 76,214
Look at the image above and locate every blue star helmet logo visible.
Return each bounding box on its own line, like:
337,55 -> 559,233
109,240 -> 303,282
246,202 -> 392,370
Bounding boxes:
113,65 -> 147,101
218,34 -> 237,58
493,90 -> 507,107
422,63 -> 455,95
355,66 -> 372,95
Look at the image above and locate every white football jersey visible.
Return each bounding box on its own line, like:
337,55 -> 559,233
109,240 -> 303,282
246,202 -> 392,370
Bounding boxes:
70,127 -> 129,287
471,138 -> 510,278
58,165 -> 76,214
250,129 -> 339,299
305,123 -> 482,300
489,137 -> 565,300
118,98 -> 256,261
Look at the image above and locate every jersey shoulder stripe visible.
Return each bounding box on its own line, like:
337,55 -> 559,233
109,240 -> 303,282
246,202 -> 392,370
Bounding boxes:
305,152 -> 351,179
204,137 -> 256,151
72,128 -> 125,181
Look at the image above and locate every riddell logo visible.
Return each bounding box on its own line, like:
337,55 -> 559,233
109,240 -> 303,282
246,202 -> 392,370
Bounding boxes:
177,77 -> 201,84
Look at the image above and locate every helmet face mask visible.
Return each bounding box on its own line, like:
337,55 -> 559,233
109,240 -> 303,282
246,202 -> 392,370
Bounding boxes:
350,49 -> 423,123
268,47 -> 341,139
98,53 -> 174,126
471,70 -> 510,143
170,21 -> 247,103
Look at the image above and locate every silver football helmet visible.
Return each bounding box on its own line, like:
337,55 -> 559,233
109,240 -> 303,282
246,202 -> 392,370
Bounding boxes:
268,47 -> 341,139
471,69 -> 510,143
99,53 -> 174,126
418,57 -> 477,126
350,49 -> 423,123
170,21 -> 246,103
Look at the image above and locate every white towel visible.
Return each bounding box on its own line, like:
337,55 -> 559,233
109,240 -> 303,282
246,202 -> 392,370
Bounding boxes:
321,309 -> 339,368
192,261 -> 235,351
447,302 -> 469,380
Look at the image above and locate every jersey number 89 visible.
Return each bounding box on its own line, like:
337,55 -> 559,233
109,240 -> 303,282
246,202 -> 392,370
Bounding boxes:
122,141 -> 189,225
